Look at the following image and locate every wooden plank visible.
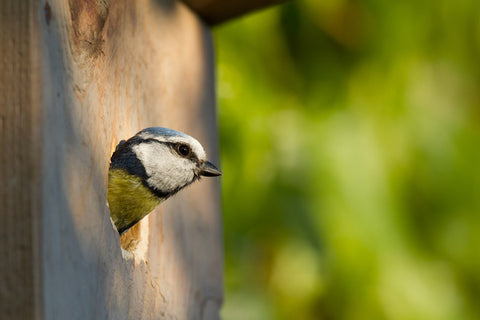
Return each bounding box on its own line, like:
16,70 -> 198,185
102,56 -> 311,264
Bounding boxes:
182,0 -> 289,25
0,0 -> 43,319
1,0 -> 223,318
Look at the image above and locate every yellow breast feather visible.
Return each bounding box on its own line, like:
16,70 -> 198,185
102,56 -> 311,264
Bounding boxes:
108,169 -> 162,234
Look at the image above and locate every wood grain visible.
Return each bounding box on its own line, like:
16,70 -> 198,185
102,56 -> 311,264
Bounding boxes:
1,0 -> 223,319
0,0 -> 43,319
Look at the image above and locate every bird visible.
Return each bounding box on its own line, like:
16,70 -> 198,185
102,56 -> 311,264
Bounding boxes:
107,127 -> 222,235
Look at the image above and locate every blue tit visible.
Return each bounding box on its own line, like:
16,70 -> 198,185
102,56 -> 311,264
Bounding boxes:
107,127 -> 222,234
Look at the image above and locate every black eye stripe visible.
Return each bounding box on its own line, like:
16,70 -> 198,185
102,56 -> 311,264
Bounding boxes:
138,138 -> 200,164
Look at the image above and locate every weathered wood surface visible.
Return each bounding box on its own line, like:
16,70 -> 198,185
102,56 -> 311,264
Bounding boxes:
1,0 -> 222,319
183,0 -> 289,25
0,1 -> 43,319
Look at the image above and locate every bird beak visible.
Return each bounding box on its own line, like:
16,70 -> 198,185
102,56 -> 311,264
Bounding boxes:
199,161 -> 222,177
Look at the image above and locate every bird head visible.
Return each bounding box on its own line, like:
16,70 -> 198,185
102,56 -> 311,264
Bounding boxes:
110,127 -> 222,199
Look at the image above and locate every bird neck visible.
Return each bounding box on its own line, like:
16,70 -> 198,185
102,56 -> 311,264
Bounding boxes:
108,168 -> 163,234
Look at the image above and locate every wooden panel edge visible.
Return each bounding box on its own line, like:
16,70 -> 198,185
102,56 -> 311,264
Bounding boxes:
0,0 -> 43,319
182,0 -> 289,25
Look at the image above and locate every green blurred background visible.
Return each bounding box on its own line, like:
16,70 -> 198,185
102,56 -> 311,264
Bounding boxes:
213,1 -> 480,319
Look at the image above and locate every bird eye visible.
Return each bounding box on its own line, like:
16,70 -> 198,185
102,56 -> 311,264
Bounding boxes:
176,144 -> 191,157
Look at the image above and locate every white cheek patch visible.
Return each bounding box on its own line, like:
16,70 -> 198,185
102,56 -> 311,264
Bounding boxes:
133,143 -> 196,193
